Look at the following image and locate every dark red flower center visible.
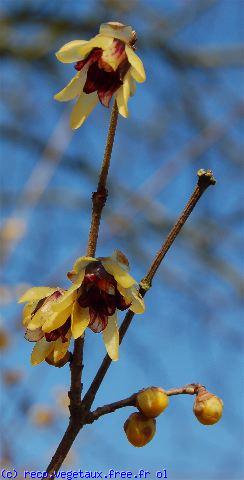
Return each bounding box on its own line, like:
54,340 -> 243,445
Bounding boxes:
77,262 -> 131,333
74,40 -> 130,108
45,318 -> 71,343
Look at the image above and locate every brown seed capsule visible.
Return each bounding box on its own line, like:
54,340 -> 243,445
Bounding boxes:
124,412 -> 156,447
193,387 -> 223,425
136,387 -> 169,418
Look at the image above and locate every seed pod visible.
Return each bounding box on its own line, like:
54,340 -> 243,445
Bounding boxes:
193,387 -> 223,425
124,412 -> 156,447
136,387 -> 169,418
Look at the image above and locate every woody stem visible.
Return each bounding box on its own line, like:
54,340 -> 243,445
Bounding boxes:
46,101 -> 119,474
85,384 -> 202,424
86,100 -> 119,257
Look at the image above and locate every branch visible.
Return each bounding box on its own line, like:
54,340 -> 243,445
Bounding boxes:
46,168 -> 215,474
85,384 -> 203,424
46,101 -> 119,474
86,101 -> 118,257
142,168 -> 216,284
82,169 -> 216,410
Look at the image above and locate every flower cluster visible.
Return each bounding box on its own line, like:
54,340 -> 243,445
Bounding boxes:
54,22 -> 146,128
19,250 -> 145,365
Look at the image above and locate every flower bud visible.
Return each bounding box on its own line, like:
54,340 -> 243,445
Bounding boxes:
136,387 -> 169,418
124,412 -> 156,447
193,387 -> 223,425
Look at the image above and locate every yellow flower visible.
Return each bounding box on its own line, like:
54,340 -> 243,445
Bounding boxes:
19,250 -> 145,362
19,287 -> 71,366
54,22 -> 146,129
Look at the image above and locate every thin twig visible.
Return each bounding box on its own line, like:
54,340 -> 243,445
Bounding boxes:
86,394 -> 137,423
86,101 -> 118,257
85,383 -> 202,424
143,168 -> 216,285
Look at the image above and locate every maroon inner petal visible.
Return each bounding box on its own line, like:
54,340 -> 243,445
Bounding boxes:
74,45 -> 130,108
89,308 -> 108,333
75,48 -> 102,71
97,79 -> 122,108
115,290 -> 131,311
76,261 -> 131,334
84,62 -> 122,107
45,318 -> 71,343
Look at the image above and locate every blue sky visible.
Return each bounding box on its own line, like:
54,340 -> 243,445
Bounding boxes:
1,1 -> 243,478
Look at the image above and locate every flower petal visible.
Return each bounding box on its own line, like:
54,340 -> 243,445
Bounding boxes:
111,249 -> 130,271
27,306 -> 52,330
42,304 -> 72,333
91,34 -> 114,50
125,46 -> 146,83
129,74 -> 137,96
123,72 -> 131,102
115,71 -> 135,116
22,301 -> 38,326
53,333 -> 71,363
31,338 -> 54,366
54,73 -> 84,102
130,286 -> 145,314
99,23 -> 133,44
116,284 -> 132,304
102,313 -> 119,361
56,36 -> 113,63
71,303 -> 90,339
70,91 -> 98,130
117,283 -> 144,314
55,39 -> 89,63
102,259 -> 136,288
73,256 -> 97,272
18,287 -> 57,304
67,268 -> 86,286
115,86 -> 128,118
68,256 -> 96,284
25,328 -> 44,342
51,287 -> 77,314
